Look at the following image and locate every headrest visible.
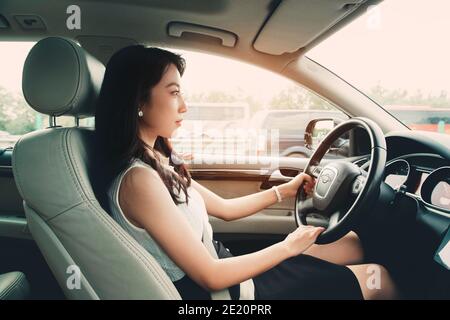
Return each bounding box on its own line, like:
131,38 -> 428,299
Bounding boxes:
22,37 -> 105,118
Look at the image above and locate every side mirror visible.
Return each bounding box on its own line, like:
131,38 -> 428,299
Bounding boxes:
304,118 -> 347,151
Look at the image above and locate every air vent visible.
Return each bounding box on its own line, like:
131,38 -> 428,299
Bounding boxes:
14,15 -> 46,30
0,15 -> 10,29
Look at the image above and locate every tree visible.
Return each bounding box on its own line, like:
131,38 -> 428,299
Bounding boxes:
368,83 -> 450,108
0,85 -> 40,135
184,89 -> 263,114
269,85 -> 334,110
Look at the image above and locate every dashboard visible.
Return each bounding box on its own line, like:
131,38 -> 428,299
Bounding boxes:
384,159 -> 427,195
384,158 -> 450,210
381,132 -> 450,213
431,180 -> 450,210
355,130 -> 450,295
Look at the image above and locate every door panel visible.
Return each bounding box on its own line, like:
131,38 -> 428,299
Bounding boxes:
0,149 -> 63,298
190,154 -> 367,253
0,176 -> 25,217
190,156 -> 305,253
191,155 -> 306,253
0,149 -> 23,215
0,149 -> 28,239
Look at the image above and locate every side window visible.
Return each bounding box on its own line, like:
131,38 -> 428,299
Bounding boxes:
0,42 -> 37,149
0,42 -> 94,150
170,50 -> 348,159
58,116 -> 95,128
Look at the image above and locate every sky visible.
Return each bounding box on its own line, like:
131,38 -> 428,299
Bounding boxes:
2,0 -> 450,103
0,42 -> 35,94
308,0 -> 450,96
171,48 -> 293,105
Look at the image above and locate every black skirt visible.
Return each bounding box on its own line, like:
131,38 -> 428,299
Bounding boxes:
173,240 -> 363,300
253,253 -> 363,300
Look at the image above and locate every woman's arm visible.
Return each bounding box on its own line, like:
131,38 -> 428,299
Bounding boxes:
119,166 -> 323,291
191,173 -> 316,222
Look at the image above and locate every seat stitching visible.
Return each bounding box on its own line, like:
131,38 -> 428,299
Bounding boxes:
0,273 -> 24,300
46,200 -> 85,223
0,273 -> 21,299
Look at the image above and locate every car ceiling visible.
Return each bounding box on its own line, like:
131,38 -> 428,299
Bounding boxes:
0,0 -> 381,70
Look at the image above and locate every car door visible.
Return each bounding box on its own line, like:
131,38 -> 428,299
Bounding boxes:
189,151 -> 365,256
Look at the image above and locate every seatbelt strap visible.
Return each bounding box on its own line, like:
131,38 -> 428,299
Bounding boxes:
201,216 -> 255,300
201,216 -> 232,300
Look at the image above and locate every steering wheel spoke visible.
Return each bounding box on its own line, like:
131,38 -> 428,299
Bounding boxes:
328,211 -> 342,229
296,197 -> 315,225
350,174 -> 366,197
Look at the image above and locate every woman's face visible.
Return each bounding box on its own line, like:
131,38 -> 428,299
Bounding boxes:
139,63 -> 187,139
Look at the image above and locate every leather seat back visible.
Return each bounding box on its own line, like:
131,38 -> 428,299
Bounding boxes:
13,37 -> 181,299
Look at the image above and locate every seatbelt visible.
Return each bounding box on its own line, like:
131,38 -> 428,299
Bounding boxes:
201,215 -> 255,300
201,217 -> 232,300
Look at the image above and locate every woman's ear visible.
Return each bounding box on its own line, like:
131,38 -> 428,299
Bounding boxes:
137,100 -> 149,117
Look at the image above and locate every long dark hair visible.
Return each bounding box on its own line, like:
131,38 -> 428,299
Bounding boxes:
93,45 -> 191,213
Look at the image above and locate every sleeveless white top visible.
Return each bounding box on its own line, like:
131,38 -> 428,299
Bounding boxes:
107,158 -> 212,282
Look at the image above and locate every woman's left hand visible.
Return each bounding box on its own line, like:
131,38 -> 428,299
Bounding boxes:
285,172 -> 316,198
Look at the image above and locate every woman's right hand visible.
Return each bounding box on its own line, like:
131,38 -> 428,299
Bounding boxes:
282,225 -> 325,258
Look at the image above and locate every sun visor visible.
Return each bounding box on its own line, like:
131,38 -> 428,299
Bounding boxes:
253,0 -> 368,55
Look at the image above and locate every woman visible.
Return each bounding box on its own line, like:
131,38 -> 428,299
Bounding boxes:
93,45 -> 397,300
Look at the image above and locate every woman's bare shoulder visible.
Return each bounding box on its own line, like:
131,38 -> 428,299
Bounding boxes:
118,164 -> 172,227
120,165 -> 162,196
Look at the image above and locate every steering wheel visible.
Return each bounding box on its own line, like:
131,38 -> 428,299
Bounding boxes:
295,117 -> 387,244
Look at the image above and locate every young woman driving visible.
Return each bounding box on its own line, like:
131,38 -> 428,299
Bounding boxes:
93,45 -> 397,300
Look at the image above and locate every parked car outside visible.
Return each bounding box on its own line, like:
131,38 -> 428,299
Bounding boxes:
170,102 -> 250,157
249,109 -> 348,158
385,105 -> 450,134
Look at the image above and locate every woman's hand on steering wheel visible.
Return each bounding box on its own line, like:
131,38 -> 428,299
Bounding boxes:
282,225 -> 325,258
286,173 -> 316,197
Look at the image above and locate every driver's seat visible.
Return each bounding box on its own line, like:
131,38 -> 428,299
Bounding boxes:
12,37 -> 181,299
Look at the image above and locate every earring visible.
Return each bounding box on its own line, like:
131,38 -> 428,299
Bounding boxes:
138,110 -> 143,117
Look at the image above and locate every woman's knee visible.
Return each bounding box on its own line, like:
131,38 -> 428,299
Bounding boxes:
348,263 -> 397,300
303,231 -> 364,265
345,231 -> 364,262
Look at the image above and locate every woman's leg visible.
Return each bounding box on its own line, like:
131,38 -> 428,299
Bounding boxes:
303,231 -> 364,265
302,231 -> 399,299
347,264 -> 398,300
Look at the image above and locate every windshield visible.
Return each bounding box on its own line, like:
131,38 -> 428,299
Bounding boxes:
184,104 -> 247,121
307,0 -> 450,135
262,111 -> 345,135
